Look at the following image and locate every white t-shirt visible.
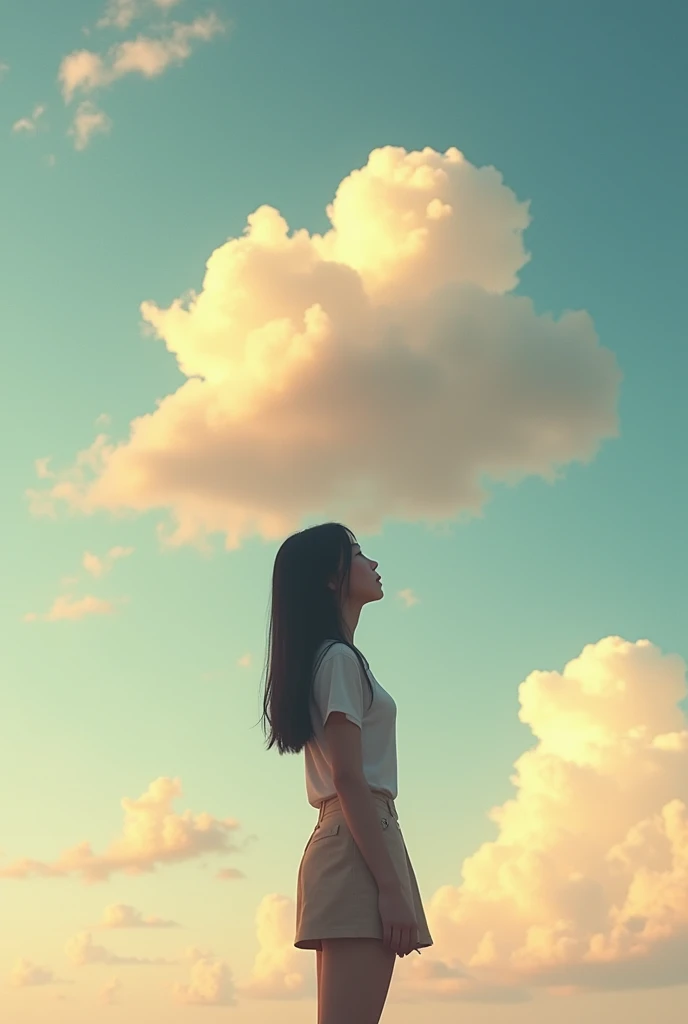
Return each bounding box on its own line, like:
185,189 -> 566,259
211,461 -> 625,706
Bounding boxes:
304,640 -> 398,808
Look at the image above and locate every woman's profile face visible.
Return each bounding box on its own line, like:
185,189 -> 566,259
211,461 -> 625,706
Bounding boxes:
345,540 -> 383,605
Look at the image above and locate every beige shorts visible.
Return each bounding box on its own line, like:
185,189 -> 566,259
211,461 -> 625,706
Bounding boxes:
294,788 -> 433,952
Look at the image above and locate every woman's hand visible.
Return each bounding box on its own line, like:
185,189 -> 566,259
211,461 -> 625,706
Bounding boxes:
377,885 -> 419,957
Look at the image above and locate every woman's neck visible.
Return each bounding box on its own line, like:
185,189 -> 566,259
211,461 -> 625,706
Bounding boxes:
340,600 -> 362,644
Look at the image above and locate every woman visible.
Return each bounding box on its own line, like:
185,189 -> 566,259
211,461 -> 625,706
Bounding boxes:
260,522 -> 433,1023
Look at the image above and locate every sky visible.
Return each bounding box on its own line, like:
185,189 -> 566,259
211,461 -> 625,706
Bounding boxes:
2,0 -> 688,1020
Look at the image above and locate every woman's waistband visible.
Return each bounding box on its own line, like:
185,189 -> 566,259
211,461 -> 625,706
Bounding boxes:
317,787 -> 398,823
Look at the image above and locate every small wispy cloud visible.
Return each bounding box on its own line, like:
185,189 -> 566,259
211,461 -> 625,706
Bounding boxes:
216,866 -> 245,881
23,539 -> 131,622
99,977 -> 123,1005
398,588 -> 420,608
100,902 -> 179,929
34,456 -> 54,480
9,959 -> 61,987
237,653 -> 252,668
23,594 -> 119,622
83,545 -> 134,578
98,0 -> 138,29
182,944 -> 215,962
97,0 -> 184,31
66,931 -> 177,966
59,13 -> 225,102
12,104 -> 46,134
68,100 -> 112,150
0,62 -> 9,81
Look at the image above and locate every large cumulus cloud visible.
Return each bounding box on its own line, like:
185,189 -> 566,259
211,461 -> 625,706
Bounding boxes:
29,146 -> 620,548
419,637 -> 688,996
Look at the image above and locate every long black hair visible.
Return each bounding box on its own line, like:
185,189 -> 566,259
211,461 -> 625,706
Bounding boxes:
259,522 -> 374,755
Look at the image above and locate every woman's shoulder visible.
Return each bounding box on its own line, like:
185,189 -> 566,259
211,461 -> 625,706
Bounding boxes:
315,639 -> 358,662
314,639 -> 370,671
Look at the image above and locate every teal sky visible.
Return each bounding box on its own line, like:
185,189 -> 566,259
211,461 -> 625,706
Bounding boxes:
2,1 -> 688,1020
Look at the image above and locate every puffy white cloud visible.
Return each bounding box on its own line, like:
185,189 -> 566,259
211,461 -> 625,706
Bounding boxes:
420,637 -> 688,995
0,777 -> 244,883
394,955 -> 530,1003
100,902 -> 179,928
68,101 -> 111,150
233,890 -> 525,1005
173,953 -> 236,1005
59,51 -> 105,101
65,930 -> 176,966
236,894 -> 311,1000
23,594 -> 118,622
59,14 -> 224,101
29,146 -> 620,551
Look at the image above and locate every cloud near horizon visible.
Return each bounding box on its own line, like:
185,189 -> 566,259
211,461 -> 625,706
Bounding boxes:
0,777 -> 244,883
236,894 -> 311,1000
9,958 -> 61,987
100,902 -> 179,928
418,636 -> 688,996
65,930 -> 177,966
100,977 -> 123,1004
28,145 -> 620,550
173,950 -> 237,1005
236,890 -> 524,1004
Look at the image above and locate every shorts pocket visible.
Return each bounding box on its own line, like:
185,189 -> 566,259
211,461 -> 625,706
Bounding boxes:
309,823 -> 341,845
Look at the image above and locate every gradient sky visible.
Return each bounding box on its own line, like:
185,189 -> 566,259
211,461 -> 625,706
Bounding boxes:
2,1 -> 688,1021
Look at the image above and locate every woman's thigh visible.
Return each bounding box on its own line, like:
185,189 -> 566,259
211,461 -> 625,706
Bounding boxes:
318,937 -> 395,1024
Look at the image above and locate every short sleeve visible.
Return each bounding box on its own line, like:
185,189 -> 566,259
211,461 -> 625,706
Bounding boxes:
312,646 -> 365,729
